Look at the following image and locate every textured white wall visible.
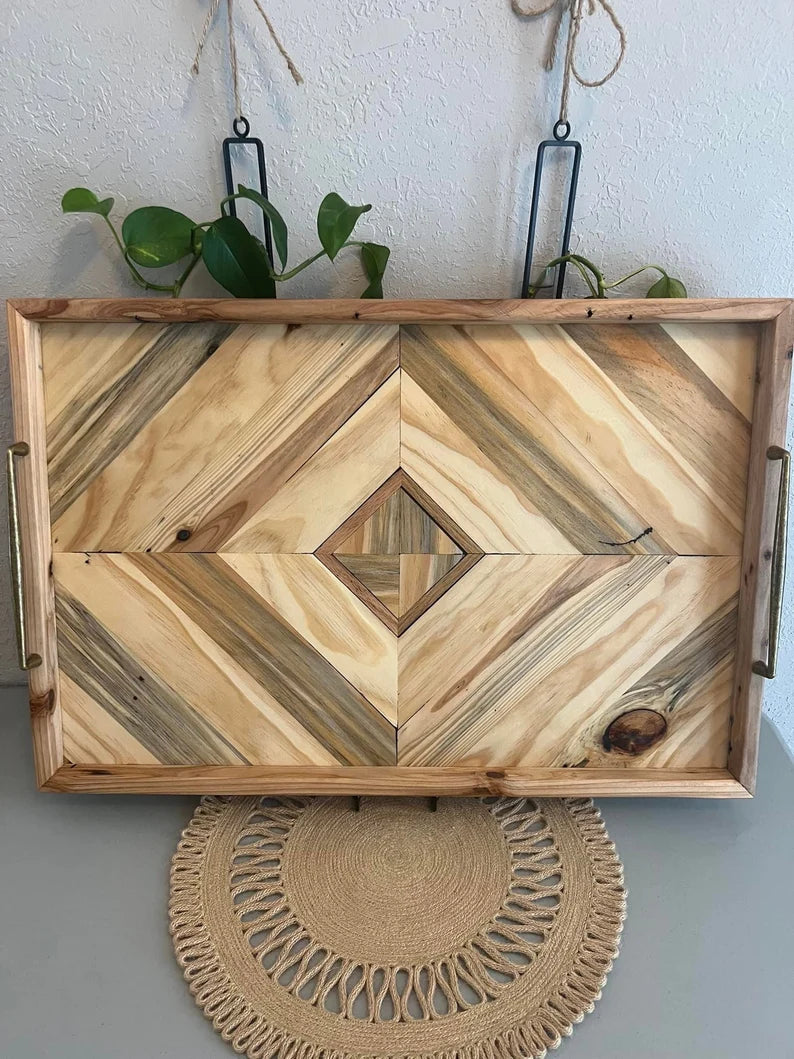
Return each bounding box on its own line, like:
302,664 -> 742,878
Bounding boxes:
1,0 -> 792,745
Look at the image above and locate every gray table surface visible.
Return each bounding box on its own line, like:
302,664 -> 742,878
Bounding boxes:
1,684 -> 793,1058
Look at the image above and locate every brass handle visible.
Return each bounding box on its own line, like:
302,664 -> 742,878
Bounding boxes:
7,443 -> 42,671
753,445 -> 790,679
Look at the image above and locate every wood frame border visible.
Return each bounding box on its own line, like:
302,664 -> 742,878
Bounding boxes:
728,302 -> 793,792
7,298 -> 791,797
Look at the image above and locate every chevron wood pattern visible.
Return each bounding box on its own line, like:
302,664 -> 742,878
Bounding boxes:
397,555 -> 740,768
55,553 -> 396,766
21,306 -> 777,794
400,323 -> 753,555
45,321 -> 399,552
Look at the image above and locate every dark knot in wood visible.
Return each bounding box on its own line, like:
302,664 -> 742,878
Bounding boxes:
603,708 -> 667,755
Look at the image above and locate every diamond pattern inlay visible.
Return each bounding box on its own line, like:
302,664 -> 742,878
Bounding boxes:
316,469 -> 483,635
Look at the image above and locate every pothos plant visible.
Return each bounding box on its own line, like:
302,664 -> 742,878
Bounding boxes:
61,186 -> 390,298
527,253 -> 687,299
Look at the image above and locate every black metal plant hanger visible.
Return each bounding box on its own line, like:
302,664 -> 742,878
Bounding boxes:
191,0 -> 304,297
514,0 -> 627,298
520,119 -> 582,299
222,115 -> 275,267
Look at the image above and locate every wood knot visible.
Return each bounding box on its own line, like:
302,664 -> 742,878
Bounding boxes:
30,688 -> 56,717
603,708 -> 667,755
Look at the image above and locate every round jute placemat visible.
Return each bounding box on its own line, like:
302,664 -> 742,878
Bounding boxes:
169,796 -> 625,1059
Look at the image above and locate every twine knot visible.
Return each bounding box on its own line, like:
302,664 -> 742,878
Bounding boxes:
512,0 -> 626,124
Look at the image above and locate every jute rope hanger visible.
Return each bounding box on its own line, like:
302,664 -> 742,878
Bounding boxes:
512,0 -> 626,125
191,0 -> 303,120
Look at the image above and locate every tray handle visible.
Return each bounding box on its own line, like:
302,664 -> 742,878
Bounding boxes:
753,445 -> 790,679
7,442 -> 42,671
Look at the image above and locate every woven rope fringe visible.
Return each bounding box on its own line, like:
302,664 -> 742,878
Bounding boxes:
169,797 -> 626,1059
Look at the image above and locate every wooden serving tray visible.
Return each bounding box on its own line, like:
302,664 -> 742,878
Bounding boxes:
7,298 -> 792,797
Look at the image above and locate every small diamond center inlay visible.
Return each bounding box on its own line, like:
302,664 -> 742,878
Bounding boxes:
315,471 -> 482,636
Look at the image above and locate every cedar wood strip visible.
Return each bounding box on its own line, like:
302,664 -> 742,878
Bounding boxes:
334,554 -> 401,614
10,298 -> 790,324
43,763 -> 748,797
6,305 -> 62,785
729,305 -> 793,792
317,551 -> 400,635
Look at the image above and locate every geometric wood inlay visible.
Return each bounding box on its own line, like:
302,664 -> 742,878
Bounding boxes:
316,468 -> 483,635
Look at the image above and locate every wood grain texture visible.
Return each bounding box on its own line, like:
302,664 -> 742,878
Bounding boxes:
12,297 -> 789,324
54,553 -> 396,767
6,307 -> 61,786
9,300 -> 790,796
57,586 -> 249,766
401,323 -> 752,554
398,555 -> 740,768
221,552 -> 398,724
335,554 -> 401,616
400,554 -> 462,613
729,307 -> 794,791
60,671 -> 159,766
55,554 -> 347,767
315,465 -> 482,635
226,370 -> 400,552
42,764 -> 748,798
46,321 -> 236,521
47,322 -> 399,552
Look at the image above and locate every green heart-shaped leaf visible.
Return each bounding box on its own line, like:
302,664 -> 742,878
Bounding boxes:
317,193 -> 371,261
359,242 -> 390,298
122,207 -> 197,268
236,185 -> 289,271
201,216 -> 276,298
61,187 -> 114,217
646,274 -> 687,298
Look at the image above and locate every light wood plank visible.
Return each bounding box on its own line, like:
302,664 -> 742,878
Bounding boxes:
129,553 -> 396,765
226,370 -> 400,552
60,671 -> 159,766
56,586 -> 249,766
401,372 -> 577,553
46,321 -> 236,522
661,322 -> 758,420
398,556 -> 739,768
401,324 -> 671,554
560,323 -> 752,531
398,554 -> 589,724
55,554 -> 343,766
50,323 -> 399,551
219,553 -> 398,724
470,323 -> 744,553
6,306 -> 62,786
400,554 -> 462,614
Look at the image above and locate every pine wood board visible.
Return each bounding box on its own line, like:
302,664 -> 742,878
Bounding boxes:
46,322 -> 399,552
41,764 -> 748,797
397,555 -> 739,768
